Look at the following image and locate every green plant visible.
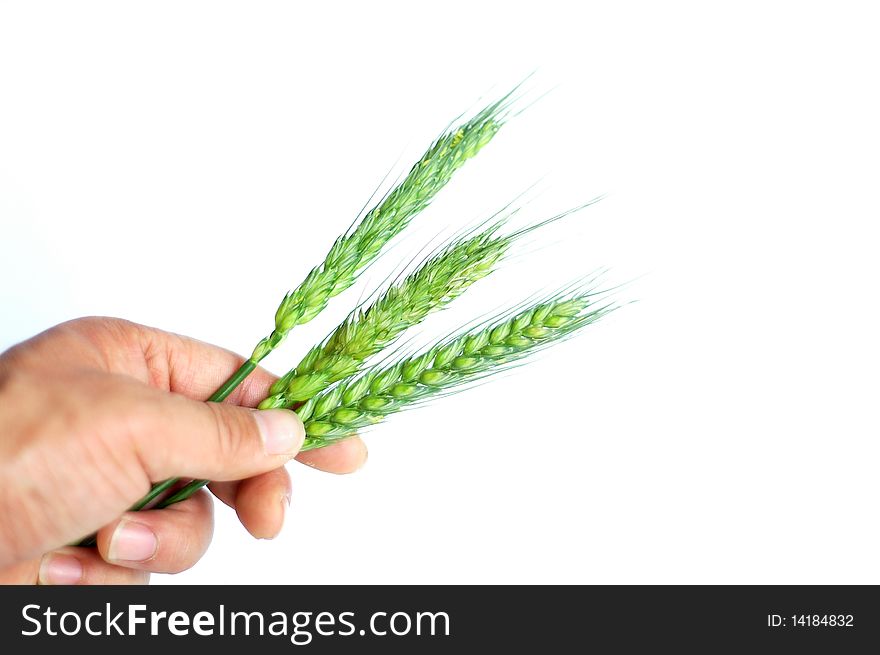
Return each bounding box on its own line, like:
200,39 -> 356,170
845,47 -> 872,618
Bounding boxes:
129,94 -> 515,514
112,85 -> 621,524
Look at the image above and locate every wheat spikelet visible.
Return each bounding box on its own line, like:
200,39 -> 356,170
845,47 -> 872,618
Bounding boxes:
249,95 -> 514,363
293,286 -> 617,450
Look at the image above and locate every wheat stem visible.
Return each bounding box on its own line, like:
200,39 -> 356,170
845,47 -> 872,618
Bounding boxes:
209,360 -> 257,402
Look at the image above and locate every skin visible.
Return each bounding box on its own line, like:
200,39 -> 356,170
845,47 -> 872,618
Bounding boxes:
0,317 -> 368,584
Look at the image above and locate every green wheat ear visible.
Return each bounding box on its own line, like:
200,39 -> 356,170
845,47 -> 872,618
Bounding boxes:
249,91 -> 518,364
257,219 -> 510,408
259,197 -> 605,409
293,284 -> 618,450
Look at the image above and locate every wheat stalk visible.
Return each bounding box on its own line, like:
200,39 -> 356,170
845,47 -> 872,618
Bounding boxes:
292,286 -> 616,450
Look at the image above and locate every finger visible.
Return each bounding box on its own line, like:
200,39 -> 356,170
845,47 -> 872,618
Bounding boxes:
208,480 -> 241,509
128,387 -> 305,482
209,468 -> 285,509
210,436 -> 368,512
133,323 -> 278,405
94,490 -> 214,573
210,468 -> 291,539
295,435 -> 368,474
38,548 -> 150,585
0,318 -> 276,406
0,559 -> 40,584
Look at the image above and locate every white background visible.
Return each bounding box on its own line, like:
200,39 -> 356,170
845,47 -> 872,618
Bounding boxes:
1,1 -> 878,584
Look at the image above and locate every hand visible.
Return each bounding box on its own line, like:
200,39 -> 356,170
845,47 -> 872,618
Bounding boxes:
0,317 -> 367,584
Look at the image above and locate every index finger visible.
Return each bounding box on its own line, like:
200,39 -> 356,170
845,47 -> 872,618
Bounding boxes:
134,323 -> 278,406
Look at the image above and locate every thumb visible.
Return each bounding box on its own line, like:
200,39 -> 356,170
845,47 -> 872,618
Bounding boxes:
131,391 -> 305,482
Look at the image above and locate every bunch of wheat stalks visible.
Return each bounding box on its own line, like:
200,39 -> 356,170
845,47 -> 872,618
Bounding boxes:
133,87 -> 619,512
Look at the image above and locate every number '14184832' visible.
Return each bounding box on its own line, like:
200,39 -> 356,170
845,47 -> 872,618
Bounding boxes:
768,614 -> 854,627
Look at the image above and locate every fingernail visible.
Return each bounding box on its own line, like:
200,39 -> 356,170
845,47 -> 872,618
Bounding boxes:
109,520 -> 158,562
254,409 -> 306,456
39,553 -> 83,585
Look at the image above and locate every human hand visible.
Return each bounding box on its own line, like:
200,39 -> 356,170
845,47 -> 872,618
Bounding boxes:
0,317 -> 367,584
